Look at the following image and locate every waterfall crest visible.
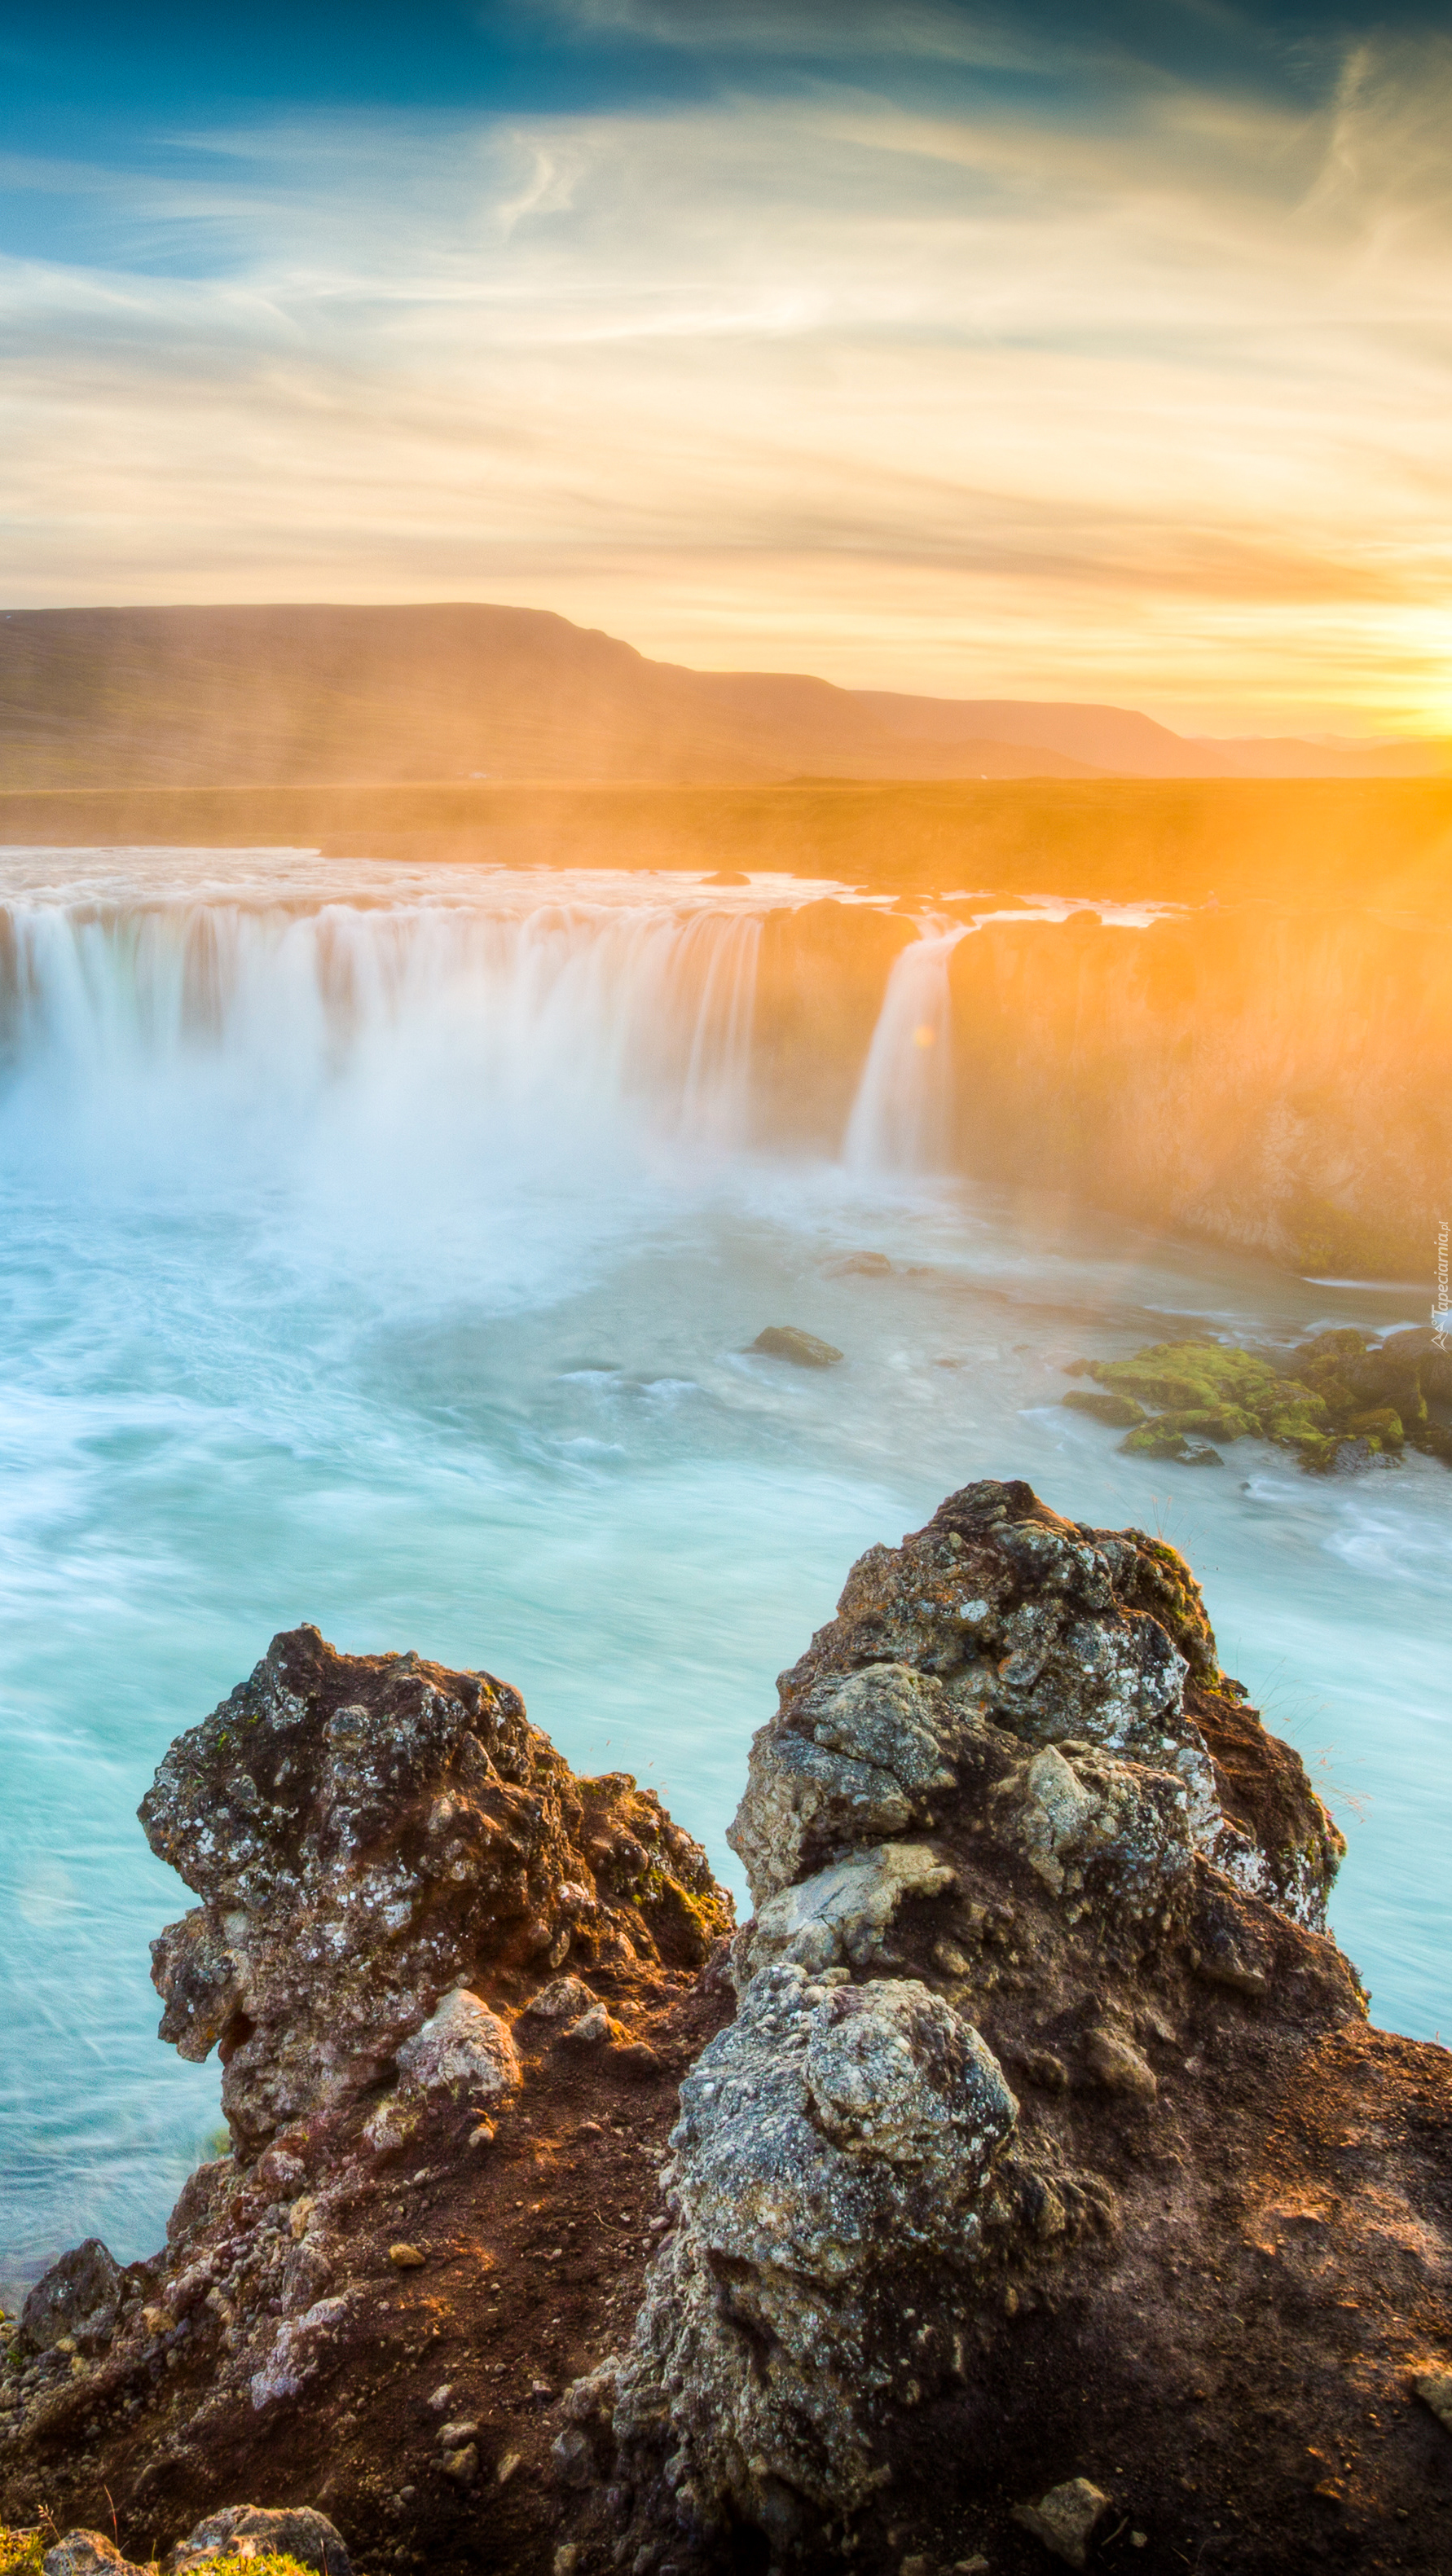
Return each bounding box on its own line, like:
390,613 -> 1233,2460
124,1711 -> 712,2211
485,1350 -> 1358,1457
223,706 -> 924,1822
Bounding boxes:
0,874 -> 765,1169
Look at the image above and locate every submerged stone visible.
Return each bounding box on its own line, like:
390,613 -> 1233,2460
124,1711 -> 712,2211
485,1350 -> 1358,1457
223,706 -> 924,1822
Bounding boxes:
749,1325 -> 845,1367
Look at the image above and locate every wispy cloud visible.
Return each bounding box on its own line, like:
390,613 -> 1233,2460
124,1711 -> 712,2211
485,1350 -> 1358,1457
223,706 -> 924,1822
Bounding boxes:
4,31 -> 1452,729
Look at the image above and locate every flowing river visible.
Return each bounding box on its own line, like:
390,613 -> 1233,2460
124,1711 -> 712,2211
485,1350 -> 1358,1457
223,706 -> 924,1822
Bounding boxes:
2,848 -> 1448,2300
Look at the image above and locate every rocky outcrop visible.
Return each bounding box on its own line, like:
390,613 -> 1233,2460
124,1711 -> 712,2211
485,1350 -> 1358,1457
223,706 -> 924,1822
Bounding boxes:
6,1531 -> 1451,2576
0,1633 -> 733,2576
139,1625 -> 729,2155
586,1479 -> 1450,2574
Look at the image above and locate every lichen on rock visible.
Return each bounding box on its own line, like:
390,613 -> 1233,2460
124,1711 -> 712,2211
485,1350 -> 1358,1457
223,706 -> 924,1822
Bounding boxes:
605,1475 -> 1366,2568
139,1624 -> 731,2153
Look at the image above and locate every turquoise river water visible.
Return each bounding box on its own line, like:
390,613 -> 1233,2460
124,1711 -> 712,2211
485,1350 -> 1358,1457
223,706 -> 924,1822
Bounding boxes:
0,848 -> 1447,2304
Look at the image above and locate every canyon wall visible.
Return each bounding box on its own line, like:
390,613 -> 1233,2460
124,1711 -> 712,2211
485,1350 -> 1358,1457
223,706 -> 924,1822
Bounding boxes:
750,896 -> 1450,1281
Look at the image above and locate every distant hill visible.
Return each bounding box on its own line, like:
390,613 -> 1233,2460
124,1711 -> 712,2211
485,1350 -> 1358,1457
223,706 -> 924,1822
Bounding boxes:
0,602 -> 1446,787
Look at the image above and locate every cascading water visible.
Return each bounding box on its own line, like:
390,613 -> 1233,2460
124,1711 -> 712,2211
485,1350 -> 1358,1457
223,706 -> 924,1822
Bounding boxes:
2,847 -> 1448,2300
843,918 -> 969,1174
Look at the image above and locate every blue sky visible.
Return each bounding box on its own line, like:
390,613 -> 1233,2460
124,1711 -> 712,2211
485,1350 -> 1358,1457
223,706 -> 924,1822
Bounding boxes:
4,2 -> 1451,728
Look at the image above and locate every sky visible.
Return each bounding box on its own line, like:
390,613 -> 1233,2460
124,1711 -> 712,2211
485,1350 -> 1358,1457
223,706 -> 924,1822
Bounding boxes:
3,1 -> 1451,734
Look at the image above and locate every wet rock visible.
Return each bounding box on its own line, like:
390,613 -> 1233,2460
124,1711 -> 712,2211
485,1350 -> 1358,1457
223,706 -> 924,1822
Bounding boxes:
1069,1327 -> 1452,1477
167,2505 -> 351,2576
748,1326 -> 844,1368
20,2240 -> 123,2356
1012,2477 -> 1112,2567
1062,1388 -> 1144,1428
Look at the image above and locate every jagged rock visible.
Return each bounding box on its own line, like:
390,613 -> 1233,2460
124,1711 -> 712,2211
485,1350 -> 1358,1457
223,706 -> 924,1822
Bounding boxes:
139,1626 -> 730,2152
618,1961 -> 1016,2521
8,1503 -> 1451,2576
166,2504 -> 351,2575
20,2240 -> 124,2355
605,1477 -> 1413,2572
1069,1325 -> 1452,1475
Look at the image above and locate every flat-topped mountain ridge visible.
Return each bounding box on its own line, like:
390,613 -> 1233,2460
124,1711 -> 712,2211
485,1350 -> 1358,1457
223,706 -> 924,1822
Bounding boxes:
3,604 -> 1446,789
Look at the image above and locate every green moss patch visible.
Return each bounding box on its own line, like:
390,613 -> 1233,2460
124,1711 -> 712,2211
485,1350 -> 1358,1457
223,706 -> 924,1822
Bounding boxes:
1063,1329 -> 1452,1475
0,2533 -> 46,2576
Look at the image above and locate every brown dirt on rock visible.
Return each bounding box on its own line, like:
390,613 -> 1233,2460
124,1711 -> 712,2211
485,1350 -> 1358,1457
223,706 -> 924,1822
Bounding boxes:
1,1972 -> 731,2576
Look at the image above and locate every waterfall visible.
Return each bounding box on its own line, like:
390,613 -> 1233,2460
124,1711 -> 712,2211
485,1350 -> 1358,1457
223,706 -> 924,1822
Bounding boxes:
0,873 -> 765,1179
843,917 -> 969,1175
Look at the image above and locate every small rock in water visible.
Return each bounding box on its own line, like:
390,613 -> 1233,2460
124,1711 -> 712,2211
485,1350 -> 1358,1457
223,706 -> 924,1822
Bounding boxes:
1062,1387 -> 1145,1428
1012,2478 -> 1111,2567
702,868 -> 750,886
749,1325 -> 844,1368
831,1251 -> 892,1277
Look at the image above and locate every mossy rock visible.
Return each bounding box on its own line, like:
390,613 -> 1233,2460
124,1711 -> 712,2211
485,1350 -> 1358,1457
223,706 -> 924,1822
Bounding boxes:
1062,1388 -> 1145,1428
1346,1407 -> 1404,1447
1076,1328 -> 1451,1475
1137,1404 -> 1256,1443
1120,1421 -> 1222,1464
1287,1431 -> 1344,1473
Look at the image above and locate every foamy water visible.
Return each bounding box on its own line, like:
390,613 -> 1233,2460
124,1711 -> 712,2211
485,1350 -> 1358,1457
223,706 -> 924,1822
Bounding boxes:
1,850 -> 1447,2300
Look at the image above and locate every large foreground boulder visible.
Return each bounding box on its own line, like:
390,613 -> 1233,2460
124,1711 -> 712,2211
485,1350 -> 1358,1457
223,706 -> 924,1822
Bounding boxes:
0,1632 -> 734,2576
592,1479 -> 1451,2573
140,1625 -> 729,2152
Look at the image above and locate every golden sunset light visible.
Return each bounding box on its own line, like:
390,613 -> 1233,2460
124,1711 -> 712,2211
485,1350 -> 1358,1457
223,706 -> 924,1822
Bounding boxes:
3,18 -> 1452,733
2,13 -> 1450,2572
